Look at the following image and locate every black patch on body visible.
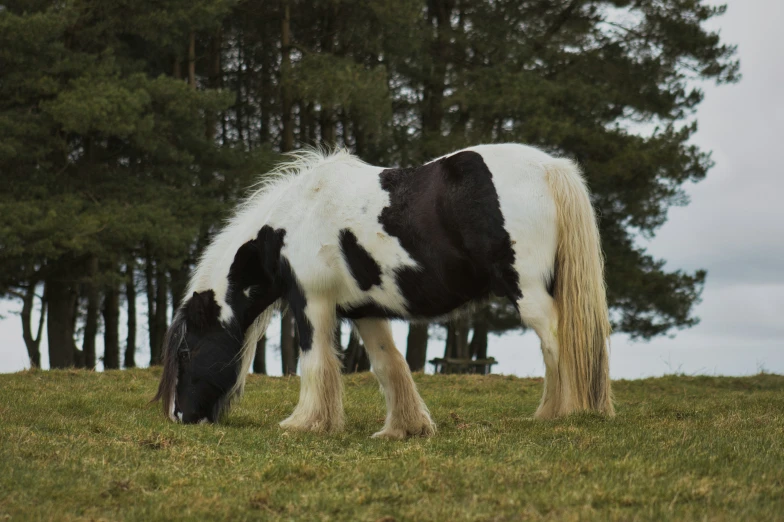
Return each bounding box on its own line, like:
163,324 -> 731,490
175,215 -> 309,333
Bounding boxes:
225,224 -> 313,351
337,302 -> 403,320
339,228 -> 382,291
376,150 -> 521,318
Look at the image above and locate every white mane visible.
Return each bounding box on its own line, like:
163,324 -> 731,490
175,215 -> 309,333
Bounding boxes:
186,147 -> 363,315
239,147 -> 358,213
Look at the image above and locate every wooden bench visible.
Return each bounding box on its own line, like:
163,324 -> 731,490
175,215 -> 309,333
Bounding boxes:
429,357 -> 498,375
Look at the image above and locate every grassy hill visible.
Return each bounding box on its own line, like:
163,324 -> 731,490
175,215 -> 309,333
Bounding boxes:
0,369 -> 782,521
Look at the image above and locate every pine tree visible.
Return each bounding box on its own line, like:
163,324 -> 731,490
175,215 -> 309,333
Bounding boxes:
0,0 -> 261,367
0,0 -> 740,370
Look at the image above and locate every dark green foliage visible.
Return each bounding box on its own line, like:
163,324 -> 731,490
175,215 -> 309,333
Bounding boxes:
0,0 -> 739,367
0,0 -> 274,366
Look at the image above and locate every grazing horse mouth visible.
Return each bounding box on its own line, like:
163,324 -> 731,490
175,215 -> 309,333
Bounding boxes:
170,394 -> 181,423
170,390 -> 225,424
171,401 -> 209,424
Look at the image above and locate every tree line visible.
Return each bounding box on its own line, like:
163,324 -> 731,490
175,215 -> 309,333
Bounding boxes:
0,0 -> 738,372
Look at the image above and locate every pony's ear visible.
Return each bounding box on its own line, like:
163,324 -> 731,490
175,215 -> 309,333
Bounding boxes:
185,290 -> 221,331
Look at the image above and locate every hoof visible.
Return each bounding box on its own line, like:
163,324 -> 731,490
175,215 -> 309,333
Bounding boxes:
372,411 -> 436,439
279,413 -> 343,434
371,428 -> 408,440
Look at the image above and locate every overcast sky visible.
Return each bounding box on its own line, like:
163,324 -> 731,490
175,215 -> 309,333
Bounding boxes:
1,0 -> 781,377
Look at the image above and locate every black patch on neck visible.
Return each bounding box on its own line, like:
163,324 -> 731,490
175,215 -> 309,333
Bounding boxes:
339,228 -> 382,291
377,150 -> 521,318
226,225 -> 287,331
225,224 -> 314,353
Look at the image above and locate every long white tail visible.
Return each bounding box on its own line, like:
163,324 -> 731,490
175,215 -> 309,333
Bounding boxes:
544,159 -> 614,416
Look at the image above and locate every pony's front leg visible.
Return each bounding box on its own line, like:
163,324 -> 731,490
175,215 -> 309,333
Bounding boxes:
355,319 -> 435,439
279,299 -> 344,433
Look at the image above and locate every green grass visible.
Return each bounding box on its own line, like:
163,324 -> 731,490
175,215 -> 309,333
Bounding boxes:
1,370 -> 783,521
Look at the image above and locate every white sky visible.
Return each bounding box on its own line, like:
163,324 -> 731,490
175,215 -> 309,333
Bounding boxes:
1,0 -> 782,377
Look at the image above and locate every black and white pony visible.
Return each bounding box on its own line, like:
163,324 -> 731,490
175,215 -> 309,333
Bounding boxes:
154,143 -> 613,438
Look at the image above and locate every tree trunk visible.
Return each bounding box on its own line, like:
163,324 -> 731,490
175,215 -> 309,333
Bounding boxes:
82,256 -> 99,369
442,318 -> 469,372
259,44 -> 273,144
243,48 -> 253,149
145,251 -> 157,363
125,263 -> 137,369
455,317 -> 470,360
206,29 -> 222,141
339,109 -> 352,149
170,265 -> 189,313
253,335 -> 267,374
20,281 -> 45,369
453,102 -> 470,144
188,31 -> 196,89
470,319 -> 489,361
319,4 -> 336,147
280,0 -> 294,152
235,30 -> 245,145
353,118 -> 365,157
342,329 -> 369,373
320,108 -> 335,148
151,266 -> 168,365
280,310 -> 298,375
421,0 -> 452,159
173,56 -> 182,80
71,289 -> 85,368
451,5 -> 469,144
406,323 -> 429,372
300,101 -> 314,146
46,276 -> 78,369
444,323 -> 455,360
102,284 -> 120,370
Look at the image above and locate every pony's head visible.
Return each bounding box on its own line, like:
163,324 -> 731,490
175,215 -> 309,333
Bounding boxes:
154,225 -> 287,423
156,290 -> 243,423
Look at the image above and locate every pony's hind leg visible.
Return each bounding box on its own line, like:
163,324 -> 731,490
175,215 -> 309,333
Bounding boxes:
517,286 -> 569,419
279,298 -> 344,433
354,319 -> 435,439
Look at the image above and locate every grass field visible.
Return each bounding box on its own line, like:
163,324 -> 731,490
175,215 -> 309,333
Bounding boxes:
0,369 -> 783,521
